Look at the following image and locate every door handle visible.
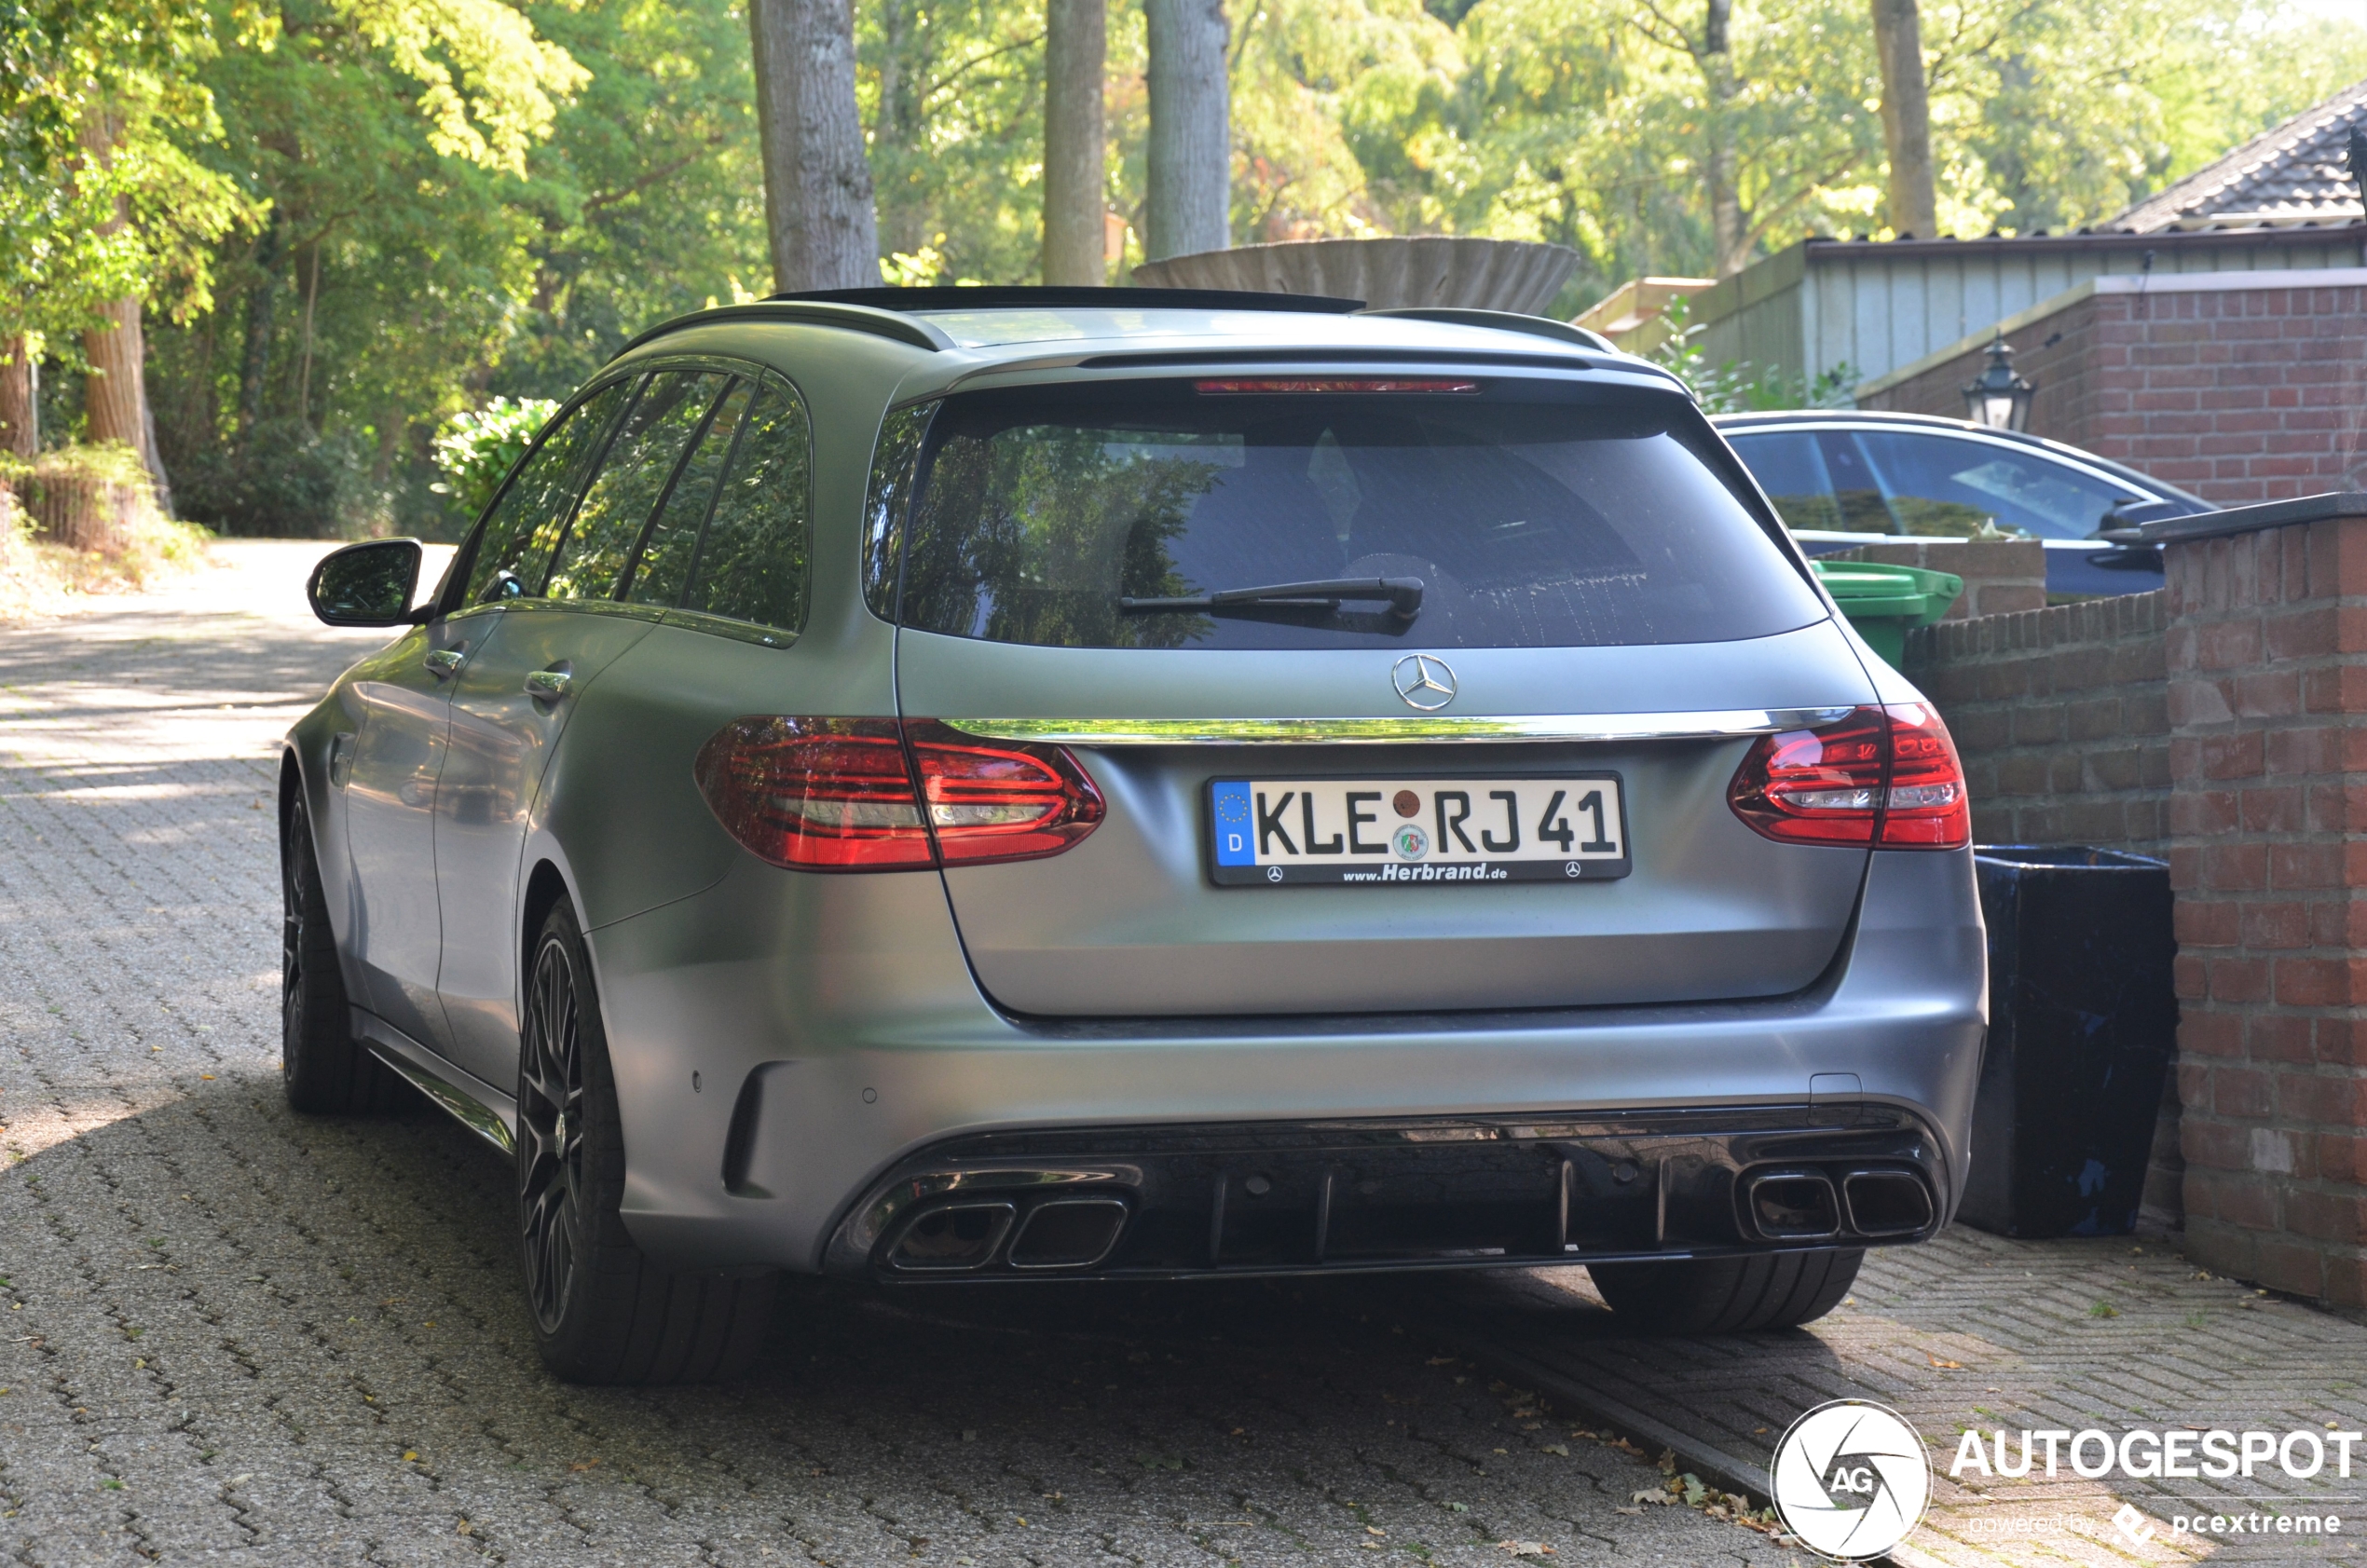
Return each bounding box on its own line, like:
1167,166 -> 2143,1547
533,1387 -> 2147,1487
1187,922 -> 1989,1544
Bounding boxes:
524,669 -> 573,701
424,648 -> 464,678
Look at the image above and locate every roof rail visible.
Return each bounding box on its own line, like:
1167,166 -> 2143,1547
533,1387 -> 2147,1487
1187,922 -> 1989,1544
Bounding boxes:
768,284 -> 1366,314
617,300 -> 956,356
1361,307 -> 1615,352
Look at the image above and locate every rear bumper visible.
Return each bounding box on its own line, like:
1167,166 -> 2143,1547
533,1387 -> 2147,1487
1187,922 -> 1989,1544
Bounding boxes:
824,1105 -> 1945,1280
590,847 -> 1986,1275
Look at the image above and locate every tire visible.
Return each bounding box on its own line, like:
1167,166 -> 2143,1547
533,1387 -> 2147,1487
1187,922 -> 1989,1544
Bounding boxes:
282,792 -> 405,1114
517,899 -> 775,1384
1588,1248 -> 1863,1335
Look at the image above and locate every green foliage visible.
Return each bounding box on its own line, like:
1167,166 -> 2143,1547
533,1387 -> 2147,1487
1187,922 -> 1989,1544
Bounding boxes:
1646,295 -> 1858,412
432,395 -> 557,523
12,0 -> 2367,551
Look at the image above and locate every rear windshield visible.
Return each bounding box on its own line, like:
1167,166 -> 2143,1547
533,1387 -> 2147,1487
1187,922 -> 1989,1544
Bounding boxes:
894,380 -> 1827,649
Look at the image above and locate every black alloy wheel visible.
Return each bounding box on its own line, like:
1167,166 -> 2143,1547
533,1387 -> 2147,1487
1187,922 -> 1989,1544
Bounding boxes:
518,923 -> 588,1335
514,899 -> 777,1384
280,789 -> 402,1113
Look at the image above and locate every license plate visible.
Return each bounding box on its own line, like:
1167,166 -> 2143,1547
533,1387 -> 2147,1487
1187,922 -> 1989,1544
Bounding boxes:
1208,776 -> 1630,885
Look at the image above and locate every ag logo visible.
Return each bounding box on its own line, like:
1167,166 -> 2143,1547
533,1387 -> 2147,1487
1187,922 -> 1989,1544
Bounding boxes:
1770,1399 -> 1931,1561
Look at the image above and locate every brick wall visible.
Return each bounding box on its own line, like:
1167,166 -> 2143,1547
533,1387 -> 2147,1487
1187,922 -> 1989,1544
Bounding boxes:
1902,591 -> 2171,852
1826,538 -> 2047,620
1902,590 -> 2185,1232
1858,272 -> 2367,508
2161,513 -> 2367,1306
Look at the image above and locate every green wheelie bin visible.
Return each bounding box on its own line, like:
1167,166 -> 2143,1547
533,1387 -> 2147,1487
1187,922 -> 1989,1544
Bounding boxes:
1810,558 -> 1963,669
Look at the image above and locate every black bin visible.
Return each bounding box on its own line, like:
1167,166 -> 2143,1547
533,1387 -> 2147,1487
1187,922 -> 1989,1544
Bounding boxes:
1958,847 -> 2178,1238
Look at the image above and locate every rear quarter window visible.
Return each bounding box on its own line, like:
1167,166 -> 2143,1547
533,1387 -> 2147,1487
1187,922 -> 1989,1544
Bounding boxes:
894,380 -> 1826,649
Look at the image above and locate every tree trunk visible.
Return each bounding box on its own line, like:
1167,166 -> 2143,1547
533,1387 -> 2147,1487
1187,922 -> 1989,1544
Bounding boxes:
237,218 -> 284,438
1700,0 -> 1747,278
84,296 -> 172,514
1042,0 -> 1108,285
77,109 -> 172,508
78,302 -> 145,458
1144,0 -> 1230,262
747,0 -> 881,293
0,338 -> 35,458
1872,0 -> 1937,239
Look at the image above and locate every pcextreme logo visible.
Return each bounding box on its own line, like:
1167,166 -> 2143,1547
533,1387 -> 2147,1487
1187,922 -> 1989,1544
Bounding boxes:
1771,1399 -> 1934,1561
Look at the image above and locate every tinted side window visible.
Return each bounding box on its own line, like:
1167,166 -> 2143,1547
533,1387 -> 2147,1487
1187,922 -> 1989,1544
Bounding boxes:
547,371 -> 734,601
679,380 -> 811,634
1817,432 -> 1898,535
862,402 -> 937,620
463,380 -> 634,607
1854,429 -> 2141,540
1727,431 -> 1842,533
626,378 -> 752,609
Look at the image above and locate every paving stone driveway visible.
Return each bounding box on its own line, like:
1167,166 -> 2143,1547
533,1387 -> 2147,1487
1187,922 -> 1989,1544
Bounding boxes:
0,545 -> 1786,1568
9,544 -> 2366,1568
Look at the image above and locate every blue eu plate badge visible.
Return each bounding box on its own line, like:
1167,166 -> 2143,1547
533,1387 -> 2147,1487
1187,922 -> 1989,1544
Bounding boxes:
1211,781 -> 1256,866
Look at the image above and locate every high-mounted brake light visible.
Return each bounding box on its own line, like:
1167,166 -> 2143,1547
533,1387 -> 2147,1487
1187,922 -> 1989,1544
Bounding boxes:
1193,377 -> 1478,395
694,716 -> 1104,871
1727,703 -> 1968,850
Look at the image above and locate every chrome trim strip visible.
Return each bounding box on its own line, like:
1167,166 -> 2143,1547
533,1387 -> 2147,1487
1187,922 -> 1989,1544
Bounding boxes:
372,1051 -> 515,1154
351,1010 -> 515,1154
942,708 -> 1855,746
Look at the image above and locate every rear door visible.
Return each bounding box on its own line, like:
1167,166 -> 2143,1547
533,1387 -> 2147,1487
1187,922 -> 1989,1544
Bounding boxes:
434,366 -> 804,1084
431,371 -> 674,1084
887,375 -> 1881,1017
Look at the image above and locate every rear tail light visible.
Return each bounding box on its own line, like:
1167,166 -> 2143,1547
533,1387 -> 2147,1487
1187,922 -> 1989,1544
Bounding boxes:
904,720 -> 1106,864
694,716 -> 1104,871
1727,702 -> 1968,850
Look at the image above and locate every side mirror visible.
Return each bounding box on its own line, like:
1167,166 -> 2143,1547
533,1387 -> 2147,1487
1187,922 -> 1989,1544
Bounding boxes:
308,539 -> 427,627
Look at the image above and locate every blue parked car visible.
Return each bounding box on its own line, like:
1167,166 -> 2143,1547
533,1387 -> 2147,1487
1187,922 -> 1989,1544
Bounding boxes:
1715,409 -> 2211,598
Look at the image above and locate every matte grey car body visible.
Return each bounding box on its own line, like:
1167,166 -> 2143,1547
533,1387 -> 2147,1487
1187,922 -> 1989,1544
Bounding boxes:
283,290 -> 1985,1322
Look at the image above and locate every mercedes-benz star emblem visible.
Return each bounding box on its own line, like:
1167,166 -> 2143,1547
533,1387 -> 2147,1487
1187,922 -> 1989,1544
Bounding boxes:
1390,653 -> 1457,711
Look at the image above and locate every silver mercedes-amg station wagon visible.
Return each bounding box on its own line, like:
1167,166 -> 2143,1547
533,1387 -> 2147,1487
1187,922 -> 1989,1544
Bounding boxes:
284,286 -> 1987,1384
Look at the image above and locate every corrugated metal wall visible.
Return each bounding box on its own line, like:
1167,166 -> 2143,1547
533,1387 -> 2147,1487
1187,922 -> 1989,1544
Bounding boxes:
1692,232 -> 2367,389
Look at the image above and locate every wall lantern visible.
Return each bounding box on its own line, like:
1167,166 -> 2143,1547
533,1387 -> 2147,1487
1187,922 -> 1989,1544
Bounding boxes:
1962,334 -> 2035,431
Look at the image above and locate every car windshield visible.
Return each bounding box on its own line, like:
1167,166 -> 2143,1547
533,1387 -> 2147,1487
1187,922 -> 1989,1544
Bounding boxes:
895,381 -> 1826,650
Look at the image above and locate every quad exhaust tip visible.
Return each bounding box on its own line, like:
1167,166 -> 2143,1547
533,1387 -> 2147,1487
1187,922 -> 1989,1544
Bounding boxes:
883,1195 -> 1130,1273
1007,1197 -> 1129,1270
885,1200 -> 1016,1271
1744,1168 -> 1841,1240
1842,1167 -> 1936,1237
1742,1165 -> 1936,1242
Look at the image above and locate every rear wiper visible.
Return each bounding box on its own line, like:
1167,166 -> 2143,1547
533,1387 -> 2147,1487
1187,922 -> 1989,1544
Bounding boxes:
1118,576 -> 1424,623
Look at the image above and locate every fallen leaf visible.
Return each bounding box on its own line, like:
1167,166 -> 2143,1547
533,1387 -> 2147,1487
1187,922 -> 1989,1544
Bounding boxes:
1614,1507 -> 1644,1517
569,1459 -> 600,1472
1540,1443 -> 1568,1456
1366,1526 -> 1385,1536
1496,1542 -> 1554,1558
1926,1354 -> 1963,1370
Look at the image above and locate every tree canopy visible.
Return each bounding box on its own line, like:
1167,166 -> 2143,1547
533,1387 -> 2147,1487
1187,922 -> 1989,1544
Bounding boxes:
5,0 -> 2364,537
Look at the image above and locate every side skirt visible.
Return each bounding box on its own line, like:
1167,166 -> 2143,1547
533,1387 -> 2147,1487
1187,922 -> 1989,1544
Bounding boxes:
349,1007 -> 516,1154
